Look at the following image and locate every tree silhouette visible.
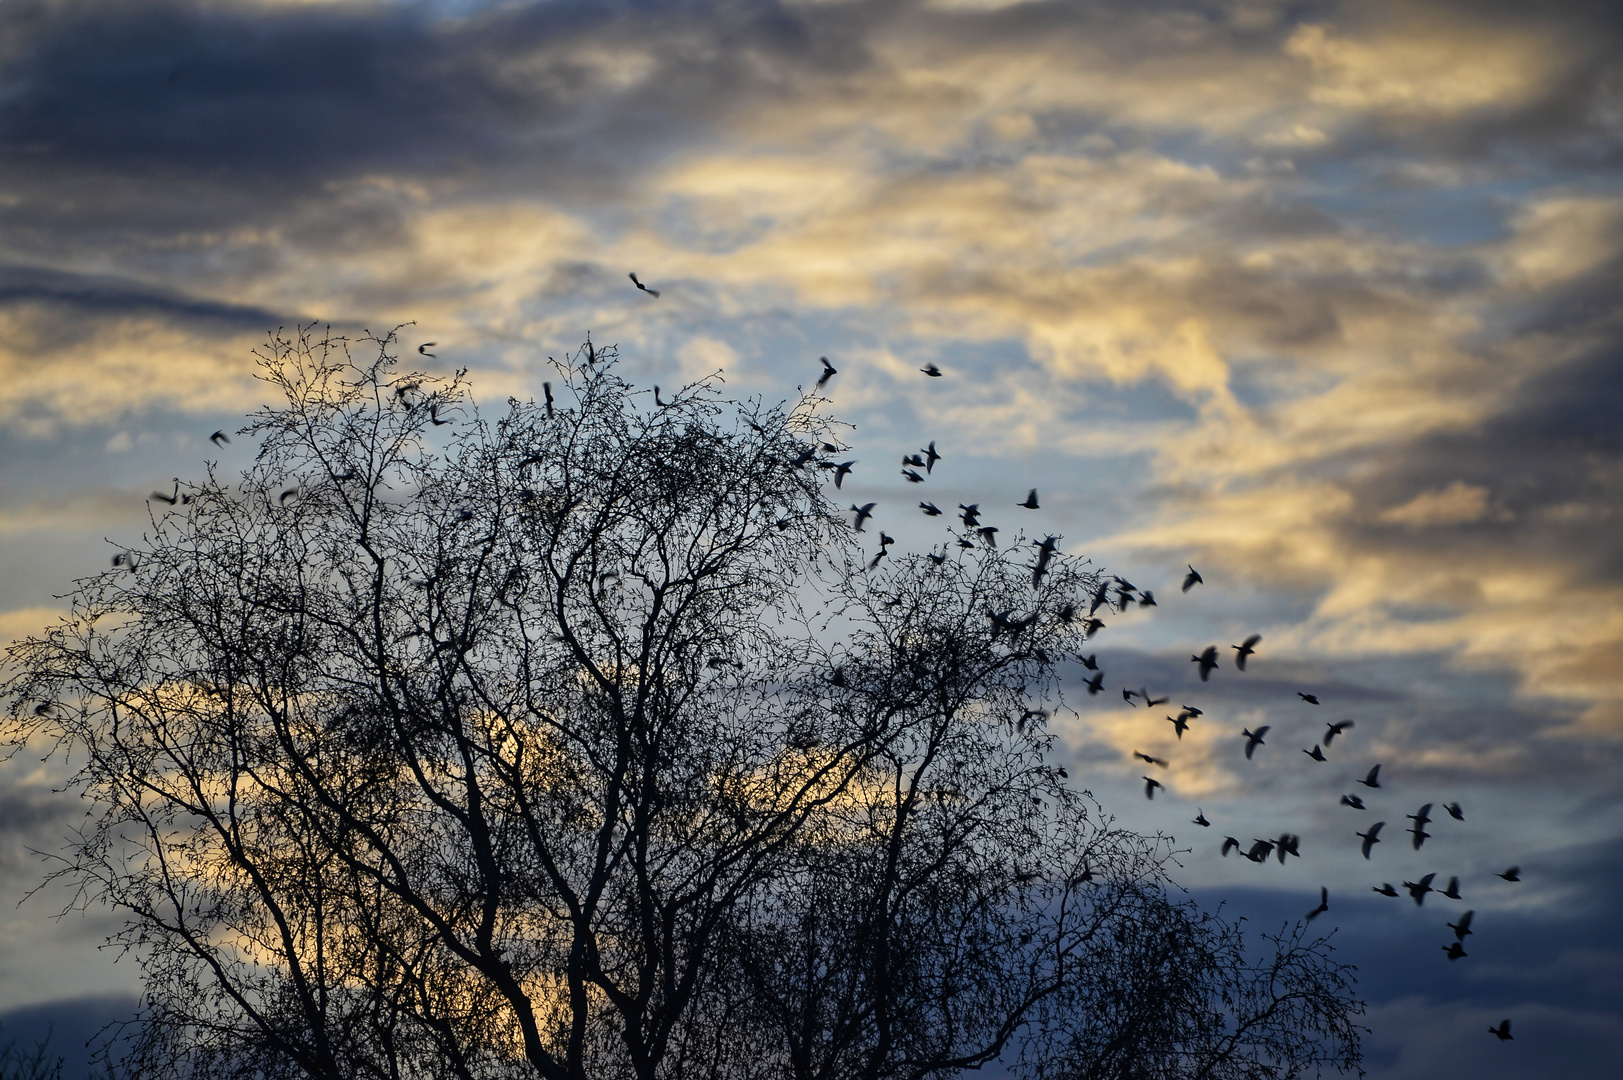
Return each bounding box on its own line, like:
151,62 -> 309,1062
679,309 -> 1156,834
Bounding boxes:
4,327 -> 1363,1080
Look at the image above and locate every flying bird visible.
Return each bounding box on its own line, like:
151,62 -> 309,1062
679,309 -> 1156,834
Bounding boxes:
1142,776 -> 1163,799
1243,726 -> 1270,759
923,441 -> 940,473
920,501 -> 942,516
959,503 -> 981,527
1357,822 -> 1384,859
1445,802 -> 1464,821
209,430 -> 230,446
628,272 -> 660,298
1410,826 -> 1431,851
1245,839 -> 1275,863
1276,833 -> 1301,861
832,461 -> 857,489
920,363 -> 943,377
1081,618 -> 1105,638
1448,910 -> 1474,940
1297,692 -> 1320,704
1357,764 -> 1382,789
1442,942 -> 1467,961
903,453 -> 926,468
816,356 -> 837,388
851,503 -> 876,532
430,403 -> 451,425
1078,653 -> 1098,670
151,481 -> 179,505
1305,886 -> 1329,922
1340,793 -> 1366,809
1403,873 -> 1437,906
1408,803 -> 1434,828
1138,590 -> 1156,607
418,342 -> 436,357
1488,1019 -> 1512,1041
1440,876 -> 1463,900
1304,744 -> 1326,762
1373,883 -> 1399,897
1193,809 -> 1210,827
1182,564 -> 1203,592
1324,719 -> 1354,745
1232,634 -> 1261,670
1497,866 -> 1521,882
1167,713 -> 1189,739
977,526 -> 999,548
1019,489 -> 1040,509
1122,688 -> 1139,706
1178,705 -> 1204,720
1192,645 -> 1219,681
1032,536 -> 1059,586
1083,672 -> 1105,695
1133,751 -> 1167,767
1221,836 -> 1241,857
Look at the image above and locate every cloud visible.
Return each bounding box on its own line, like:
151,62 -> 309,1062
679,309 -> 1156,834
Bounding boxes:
1377,482 -> 1502,528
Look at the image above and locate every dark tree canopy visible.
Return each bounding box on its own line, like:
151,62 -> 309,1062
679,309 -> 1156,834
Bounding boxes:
3,327 -> 1364,1080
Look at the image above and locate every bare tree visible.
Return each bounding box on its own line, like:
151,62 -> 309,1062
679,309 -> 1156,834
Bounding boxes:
4,327 -> 1363,1080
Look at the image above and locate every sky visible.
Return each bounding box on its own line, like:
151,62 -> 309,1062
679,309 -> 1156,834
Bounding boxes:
0,0 -> 1621,1075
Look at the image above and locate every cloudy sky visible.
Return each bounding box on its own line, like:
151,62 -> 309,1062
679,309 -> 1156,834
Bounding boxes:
1,0 -> 1621,1074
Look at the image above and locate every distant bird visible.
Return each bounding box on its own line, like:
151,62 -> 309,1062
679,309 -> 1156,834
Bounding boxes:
1167,714 -> 1189,739
1340,793 -> 1367,809
959,503 -> 981,527
1122,688 -> 1139,706
1192,645 -> 1219,681
1032,536 -> 1059,586
851,503 -> 876,532
1133,751 -> 1167,767
1442,942 -> 1467,961
1243,726 -> 1270,759
1056,765 -> 1068,779
418,342 -> 436,357
1298,692 -> 1320,705
1305,886 -> 1329,922
903,453 -> 926,468
1245,839 -> 1275,863
920,363 -> 943,377
1276,833 -> 1301,862
1193,808 -> 1210,827
1083,672 -> 1105,695
1448,910 -> 1474,940
1445,802 -> 1464,821
1081,618 -> 1105,638
928,552 -> 946,565
544,382 -> 555,415
1357,764 -> 1382,789
1088,582 -> 1111,616
628,272 -> 660,298
1058,603 -> 1076,624
923,441 -> 940,473
1138,590 -> 1156,607
1019,489 -> 1040,509
1142,776 -> 1162,799
831,461 -> 857,488
1373,883 -> 1400,897
977,526 -> 999,548
1178,705 -> 1204,720
1497,866 -> 1520,882
1440,876 -> 1463,900
111,550 -> 138,570
279,488 -> 299,505
902,468 -> 925,484
1304,744 -> 1326,762
1408,803 -> 1434,828
430,403 -> 451,425
210,430 -> 230,446
1232,634 -> 1261,670
1182,565 -> 1203,592
1410,827 -> 1431,851
151,481 -> 180,505
1488,1019 -> 1512,1041
1403,873 -> 1437,906
1324,719 -> 1354,745
920,501 -> 942,516
1221,836 -> 1241,857
1078,653 -> 1098,671
1357,822 -> 1384,859
816,356 -> 837,388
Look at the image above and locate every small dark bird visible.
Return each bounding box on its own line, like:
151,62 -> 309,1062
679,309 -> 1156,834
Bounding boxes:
544,382 -> 555,415
1182,565 -> 1203,592
1167,714 -> 1189,739
653,386 -> 667,408
1243,726 -> 1270,759
1193,809 -> 1210,827
1497,866 -> 1520,882
1138,590 -> 1157,607
1357,764 -> 1382,789
430,403 -> 451,425
1373,883 -> 1400,897
920,501 -> 942,516
1276,833 -> 1301,861
1122,688 -> 1139,706
1133,751 -> 1167,767
1032,536 -> 1059,586
1019,489 -> 1040,509
1445,802 -> 1464,821
1440,876 -> 1463,900
210,430 -> 230,446
1442,942 -> 1467,961
923,441 -> 940,473
1058,604 -> 1076,624
1324,719 -> 1354,745
629,272 -> 660,298
1488,1019 -> 1512,1041
1410,826 -> 1431,851
1341,793 -> 1367,809
978,526 -> 999,547
418,342 -> 436,357
279,488 -> 298,505
1192,645 -> 1219,681
958,538 -> 976,549
1246,839 -> 1275,863
1056,765 -> 1068,779
1143,776 -> 1163,799
151,481 -> 179,505
1298,692 -> 1320,705
1448,910 -> 1474,940
1232,634 -> 1261,670
902,469 -> 925,483
1081,618 -> 1105,638
928,552 -> 946,565
1357,822 -> 1384,859
1078,653 -> 1098,670
816,356 -> 837,388
1142,691 -> 1169,708
1305,886 -> 1329,921
851,503 -> 876,532
111,550 -> 137,570
1304,744 -> 1326,762
1408,803 -> 1434,828
959,503 -> 981,527
1221,836 -> 1241,857
1403,873 -> 1437,906
832,461 -> 856,489
903,453 -> 926,468
1084,672 -> 1105,695
1177,705 -> 1204,720
920,363 -> 943,377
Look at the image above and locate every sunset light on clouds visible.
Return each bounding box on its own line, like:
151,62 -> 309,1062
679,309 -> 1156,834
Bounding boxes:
1,1 -> 1620,1075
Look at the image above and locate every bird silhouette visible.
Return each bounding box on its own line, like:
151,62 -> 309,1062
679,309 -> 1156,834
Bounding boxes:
1323,719 -> 1354,745
1442,941 -> 1467,961
1440,876 -> 1463,900
279,488 -> 298,505
959,503 -> 981,527
1232,634 -> 1261,670
1221,836 -> 1241,857
977,526 -> 999,548
1403,873 -> 1437,906
1357,822 -> 1384,859
544,382 -> 555,415
1341,793 -> 1367,809
1448,910 -> 1474,940
1243,726 -> 1270,759
902,453 -> 926,468
1276,834 -> 1301,862
1445,802 -> 1464,821
1142,690 -> 1169,707
1138,590 -> 1156,607
1032,535 -> 1059,586
1297,692 -> 1320,704
1167,714 -> 1189,739
1193,809 -> 1210,827
151,480 -> 180,505
1246,839 -> 1275,863
816,356 -> 837,388
628,272 -> 660,298
1084,672 -> 1105,695
851,503 -> 876,532
430,402 -> 452,425
209,430 -> 230,446
1488,1019 -> 1512,1041
418,342 -> 436,357
1305,887 -> 1329,921
1019,489 -> 1040,509
923,441 -> 940,473
1497,866 -> 1521,882
1304,744 -> 1327,762
1133,751 -> 1168,767
1192,645 -> 1219,681
1078,653 -> 1098,670
920,501 -> 942,516
1178,705 -> 1204,720
1410,826 -> 1431,851
1408,804 -> 1434,828
1122,688 -> 1139,706
1373,883 -> 1399,897
1357,764 -> 1382,789
1182,565 -> 1203,592
920,363 -> 943,377
902,469 -> 925,483
1143,776 -> 1163,799
1082,618 -> 1105,638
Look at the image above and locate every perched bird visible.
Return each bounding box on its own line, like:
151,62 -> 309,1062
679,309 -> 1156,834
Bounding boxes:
1133,751 -> 1167,767
418,342 -> 436,357
1193,809 -> 1210,827
1340,794 -> 1367,810
851,503 -> 876,532
923,441 -> 940,473
1304,744 -> 1326,762
1167,714 -> 1190,739
1019,489 -> 1040,509
1182,565 -> 1203,592
1357,764 -> 1382,789
628,272 -> 660,298
1488,1020 -> 1512,1041
1083,672 -> 1105,695
1243,726 -> 1270,759
209,430 -> 230,446
1324,719 -> 1354,745
1298,692 -> 1320,705
927,552 -> 946,565
1403,873 -> 1437,906
959,503 -> 981,527
1232,634 -> 1261,670
1192,645 -> 1219,681
902,468 -> 925,483
816,356 -> 837,388
1078,653 -> 1098,671
920,501 -> 943,516
1445,802 -> 1464,821
1440,876 -> 1463,900
1442,942 -> 1467,961
831,461 -> 856,489
1305,886 -> 1329,921
1221,836 -> 1241,857
920,363 -> 943,377
1357,822 -> 1384,859
544,382 -> 555,415
1448,910 -> 1474,940
1497,866 -> 1521,882
1373,883 -> 1400,897
1143,776 -> 1163,799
